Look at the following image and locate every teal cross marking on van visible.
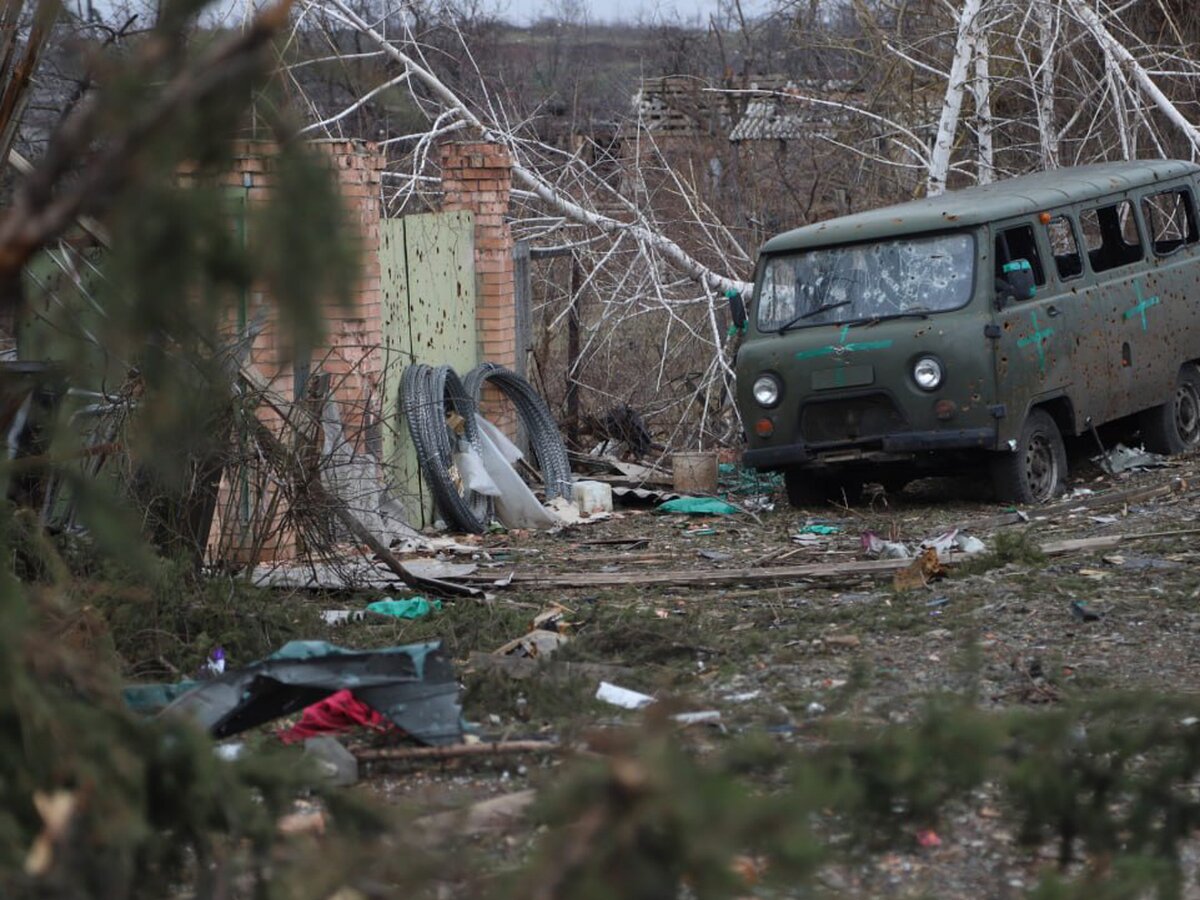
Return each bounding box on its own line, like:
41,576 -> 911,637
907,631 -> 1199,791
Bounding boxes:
794,323 -> 893,361
1123,279 -> 1160,332
1017,311 -> 1054,373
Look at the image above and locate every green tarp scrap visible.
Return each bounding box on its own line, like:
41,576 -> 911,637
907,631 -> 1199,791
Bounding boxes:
162,640 -> 462,746
657,497 -> 740,516
797,524 -> 841,535
366,597 -> 442,619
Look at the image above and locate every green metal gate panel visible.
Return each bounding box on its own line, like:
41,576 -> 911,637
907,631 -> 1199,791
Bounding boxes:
380,211 -> 477,527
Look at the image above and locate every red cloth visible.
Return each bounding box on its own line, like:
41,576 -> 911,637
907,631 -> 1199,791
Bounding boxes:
277,689 -> 393,744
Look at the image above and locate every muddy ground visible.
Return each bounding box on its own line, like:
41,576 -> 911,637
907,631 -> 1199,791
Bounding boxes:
258,450 -> 1200,897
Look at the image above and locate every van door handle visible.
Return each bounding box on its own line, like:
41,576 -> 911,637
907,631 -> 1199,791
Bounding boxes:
1046,305 -> 1061,318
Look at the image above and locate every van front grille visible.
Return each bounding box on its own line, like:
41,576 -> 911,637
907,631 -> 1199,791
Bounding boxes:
800,394 -> 909,445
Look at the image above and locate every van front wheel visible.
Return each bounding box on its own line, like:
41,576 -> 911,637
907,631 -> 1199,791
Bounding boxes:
1140,366 -> 1200,455
784,467 -> 863,508
990,409 -> 1067,504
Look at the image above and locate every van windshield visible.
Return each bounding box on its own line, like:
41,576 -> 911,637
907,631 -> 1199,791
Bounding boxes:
756,232 -> 976,331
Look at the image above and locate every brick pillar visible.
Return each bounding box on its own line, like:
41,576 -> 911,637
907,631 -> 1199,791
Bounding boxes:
440,141 -> 517,435
210,139 -> 386,564
317,140 -> 385,450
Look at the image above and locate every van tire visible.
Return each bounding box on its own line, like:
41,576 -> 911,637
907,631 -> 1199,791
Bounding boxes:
1139,365 -> 1200,455
784,468 -> 864,508
990,409 -> 1067,504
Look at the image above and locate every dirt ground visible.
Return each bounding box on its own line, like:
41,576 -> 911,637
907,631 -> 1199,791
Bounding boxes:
279,449 -> 1200,897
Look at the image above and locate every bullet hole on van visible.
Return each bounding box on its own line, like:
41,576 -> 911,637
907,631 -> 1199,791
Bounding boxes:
1003,321 -> 1012,332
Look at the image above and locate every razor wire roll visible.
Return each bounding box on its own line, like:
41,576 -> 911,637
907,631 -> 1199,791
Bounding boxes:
464,363 -> 573,500
400,362 -> 492,533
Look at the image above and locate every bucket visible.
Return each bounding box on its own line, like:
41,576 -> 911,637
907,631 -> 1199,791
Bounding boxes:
672,451 -> 719,494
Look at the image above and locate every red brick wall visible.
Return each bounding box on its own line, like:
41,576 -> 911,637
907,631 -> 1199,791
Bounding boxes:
440,141 -> 517,435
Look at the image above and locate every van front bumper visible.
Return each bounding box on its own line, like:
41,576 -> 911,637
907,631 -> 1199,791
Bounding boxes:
743,426 -> 998,470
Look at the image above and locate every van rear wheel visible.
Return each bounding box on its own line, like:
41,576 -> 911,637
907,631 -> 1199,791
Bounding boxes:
784,467 -> 863,508
1140,366 -> 1200,455
990,408 -> 1067,504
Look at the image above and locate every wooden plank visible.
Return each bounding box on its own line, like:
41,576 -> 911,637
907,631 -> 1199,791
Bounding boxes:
467,555 -> 942,588
469,525 -> 1200,591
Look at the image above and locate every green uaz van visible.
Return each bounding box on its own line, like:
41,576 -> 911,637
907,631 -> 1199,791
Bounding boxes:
734,160 -> 1200,506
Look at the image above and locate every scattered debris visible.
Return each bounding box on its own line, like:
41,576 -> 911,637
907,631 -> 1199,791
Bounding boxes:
320,609 -> 365,626
365,597 -> 442,619
862,530 -> 911,559
919,528 -> 986,555
546,495 -> 611,526
673,710 -> 722,726
572,479 -> 614,514
1070,600 -> 1102,622
916,828 -> 942,849
657,496 -> 740,516
204,647 -> 226,677
719,461 -> 783,496
163,640 -> 463,745
797,524 -> 841,536
399,559 -> 486,599
595,681 -> 655,710
612,485 -> 682,506
1096,443 -> 1171,475
494,630 -> 570,658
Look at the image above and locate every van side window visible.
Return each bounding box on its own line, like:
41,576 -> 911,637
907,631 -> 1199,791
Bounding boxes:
1044,216 -> 1083,280
994,225 -> 1045,297
1080,200 -> 1143,272
1141,188 -> 1198,256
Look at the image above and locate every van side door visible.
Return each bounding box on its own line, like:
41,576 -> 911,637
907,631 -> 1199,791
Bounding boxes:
1107,184 -> 1200,419
1076,196 -> 1156,423
991,218 -> 1092,436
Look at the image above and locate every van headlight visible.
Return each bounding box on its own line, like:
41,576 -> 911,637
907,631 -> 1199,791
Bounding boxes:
753,374 -> 781,408
913,356 -> 943,391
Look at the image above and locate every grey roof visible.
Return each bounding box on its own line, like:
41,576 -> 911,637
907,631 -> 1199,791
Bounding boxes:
728,81 -> 856,142
761,160 -> 1200,253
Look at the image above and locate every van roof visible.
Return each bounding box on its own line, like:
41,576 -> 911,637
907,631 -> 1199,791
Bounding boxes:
761,160 -> 1200,253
